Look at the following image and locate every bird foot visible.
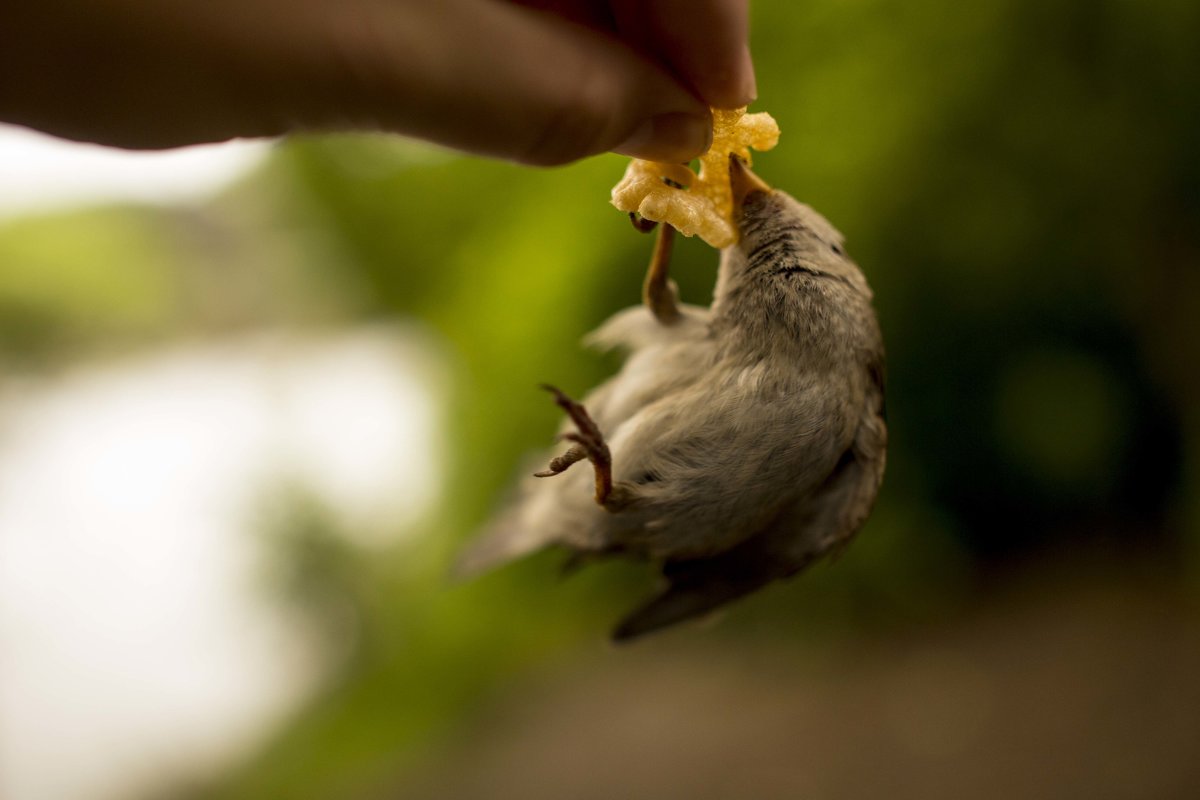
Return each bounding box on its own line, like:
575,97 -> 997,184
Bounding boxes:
535,384 -> 618,508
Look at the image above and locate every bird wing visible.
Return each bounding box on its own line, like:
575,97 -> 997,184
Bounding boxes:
583,302 -> 710,355
779,358 -> 887,562
612,359 -> 887,641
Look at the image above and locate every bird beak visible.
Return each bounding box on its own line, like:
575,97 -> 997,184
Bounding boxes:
729,154 -> 772,211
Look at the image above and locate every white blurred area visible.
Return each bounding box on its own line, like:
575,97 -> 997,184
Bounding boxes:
0,123 -> 270,217
0,128 -> 444,799
0,329 -> 443,800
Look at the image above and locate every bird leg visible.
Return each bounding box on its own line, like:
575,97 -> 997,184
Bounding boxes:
628,171 -> 683,326
535,384 -> 633,511
642,223 -> 681,325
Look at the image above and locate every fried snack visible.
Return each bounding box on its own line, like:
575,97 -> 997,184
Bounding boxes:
611,108 -> 780,248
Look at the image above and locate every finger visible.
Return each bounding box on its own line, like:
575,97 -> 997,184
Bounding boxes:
290,0 -> 712,165
0,0 -> 712,162
0,0 -> 293,149
610,0 -> 756,109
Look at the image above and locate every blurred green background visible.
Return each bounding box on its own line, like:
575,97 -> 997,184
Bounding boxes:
2,0 -> 1198,798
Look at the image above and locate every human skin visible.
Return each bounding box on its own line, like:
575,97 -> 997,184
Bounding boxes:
0,0 -> 755,165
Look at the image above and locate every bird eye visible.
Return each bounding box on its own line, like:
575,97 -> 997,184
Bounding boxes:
830,243 -> 844,256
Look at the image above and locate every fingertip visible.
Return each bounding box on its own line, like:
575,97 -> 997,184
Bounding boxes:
612,0 -> 756,110
691,43 -> 757,110
733,43 -> 759,107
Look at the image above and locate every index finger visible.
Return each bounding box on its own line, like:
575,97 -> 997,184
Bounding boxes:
610,0 -> 755,110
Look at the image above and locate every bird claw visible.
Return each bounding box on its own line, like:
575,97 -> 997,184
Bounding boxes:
534,443 -> 586,478
536,384 -> 614,506
629,212 -> 658,233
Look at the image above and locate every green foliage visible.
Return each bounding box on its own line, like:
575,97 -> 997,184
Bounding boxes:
0,208 -> 177,358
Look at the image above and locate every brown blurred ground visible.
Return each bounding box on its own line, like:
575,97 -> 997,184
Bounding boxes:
398,561 -> 1200,800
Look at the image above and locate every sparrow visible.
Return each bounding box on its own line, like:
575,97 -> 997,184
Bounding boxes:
460,156 -> 886,642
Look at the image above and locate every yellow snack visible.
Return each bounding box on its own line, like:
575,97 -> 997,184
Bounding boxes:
611,108 -> 780,248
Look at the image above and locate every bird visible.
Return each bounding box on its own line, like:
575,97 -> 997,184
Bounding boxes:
459,155 -> 887,642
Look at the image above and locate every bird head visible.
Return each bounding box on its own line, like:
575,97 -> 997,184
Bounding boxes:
718,156 -> 871,295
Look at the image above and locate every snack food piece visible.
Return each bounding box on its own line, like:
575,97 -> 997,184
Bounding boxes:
611,107 -> 780,248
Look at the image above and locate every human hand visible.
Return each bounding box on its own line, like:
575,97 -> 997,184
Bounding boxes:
0,0 -> 755,165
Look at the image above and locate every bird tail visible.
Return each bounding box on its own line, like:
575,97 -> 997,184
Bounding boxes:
611,552 -> 809,643
611,574 -> 764,643
452,505 -> 552,579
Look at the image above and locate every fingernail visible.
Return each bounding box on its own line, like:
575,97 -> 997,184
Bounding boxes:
739,43 -> 758,105
614,112 -> 713,162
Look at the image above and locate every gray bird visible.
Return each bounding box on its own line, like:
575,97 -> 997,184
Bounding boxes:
460,156 -> 887,642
